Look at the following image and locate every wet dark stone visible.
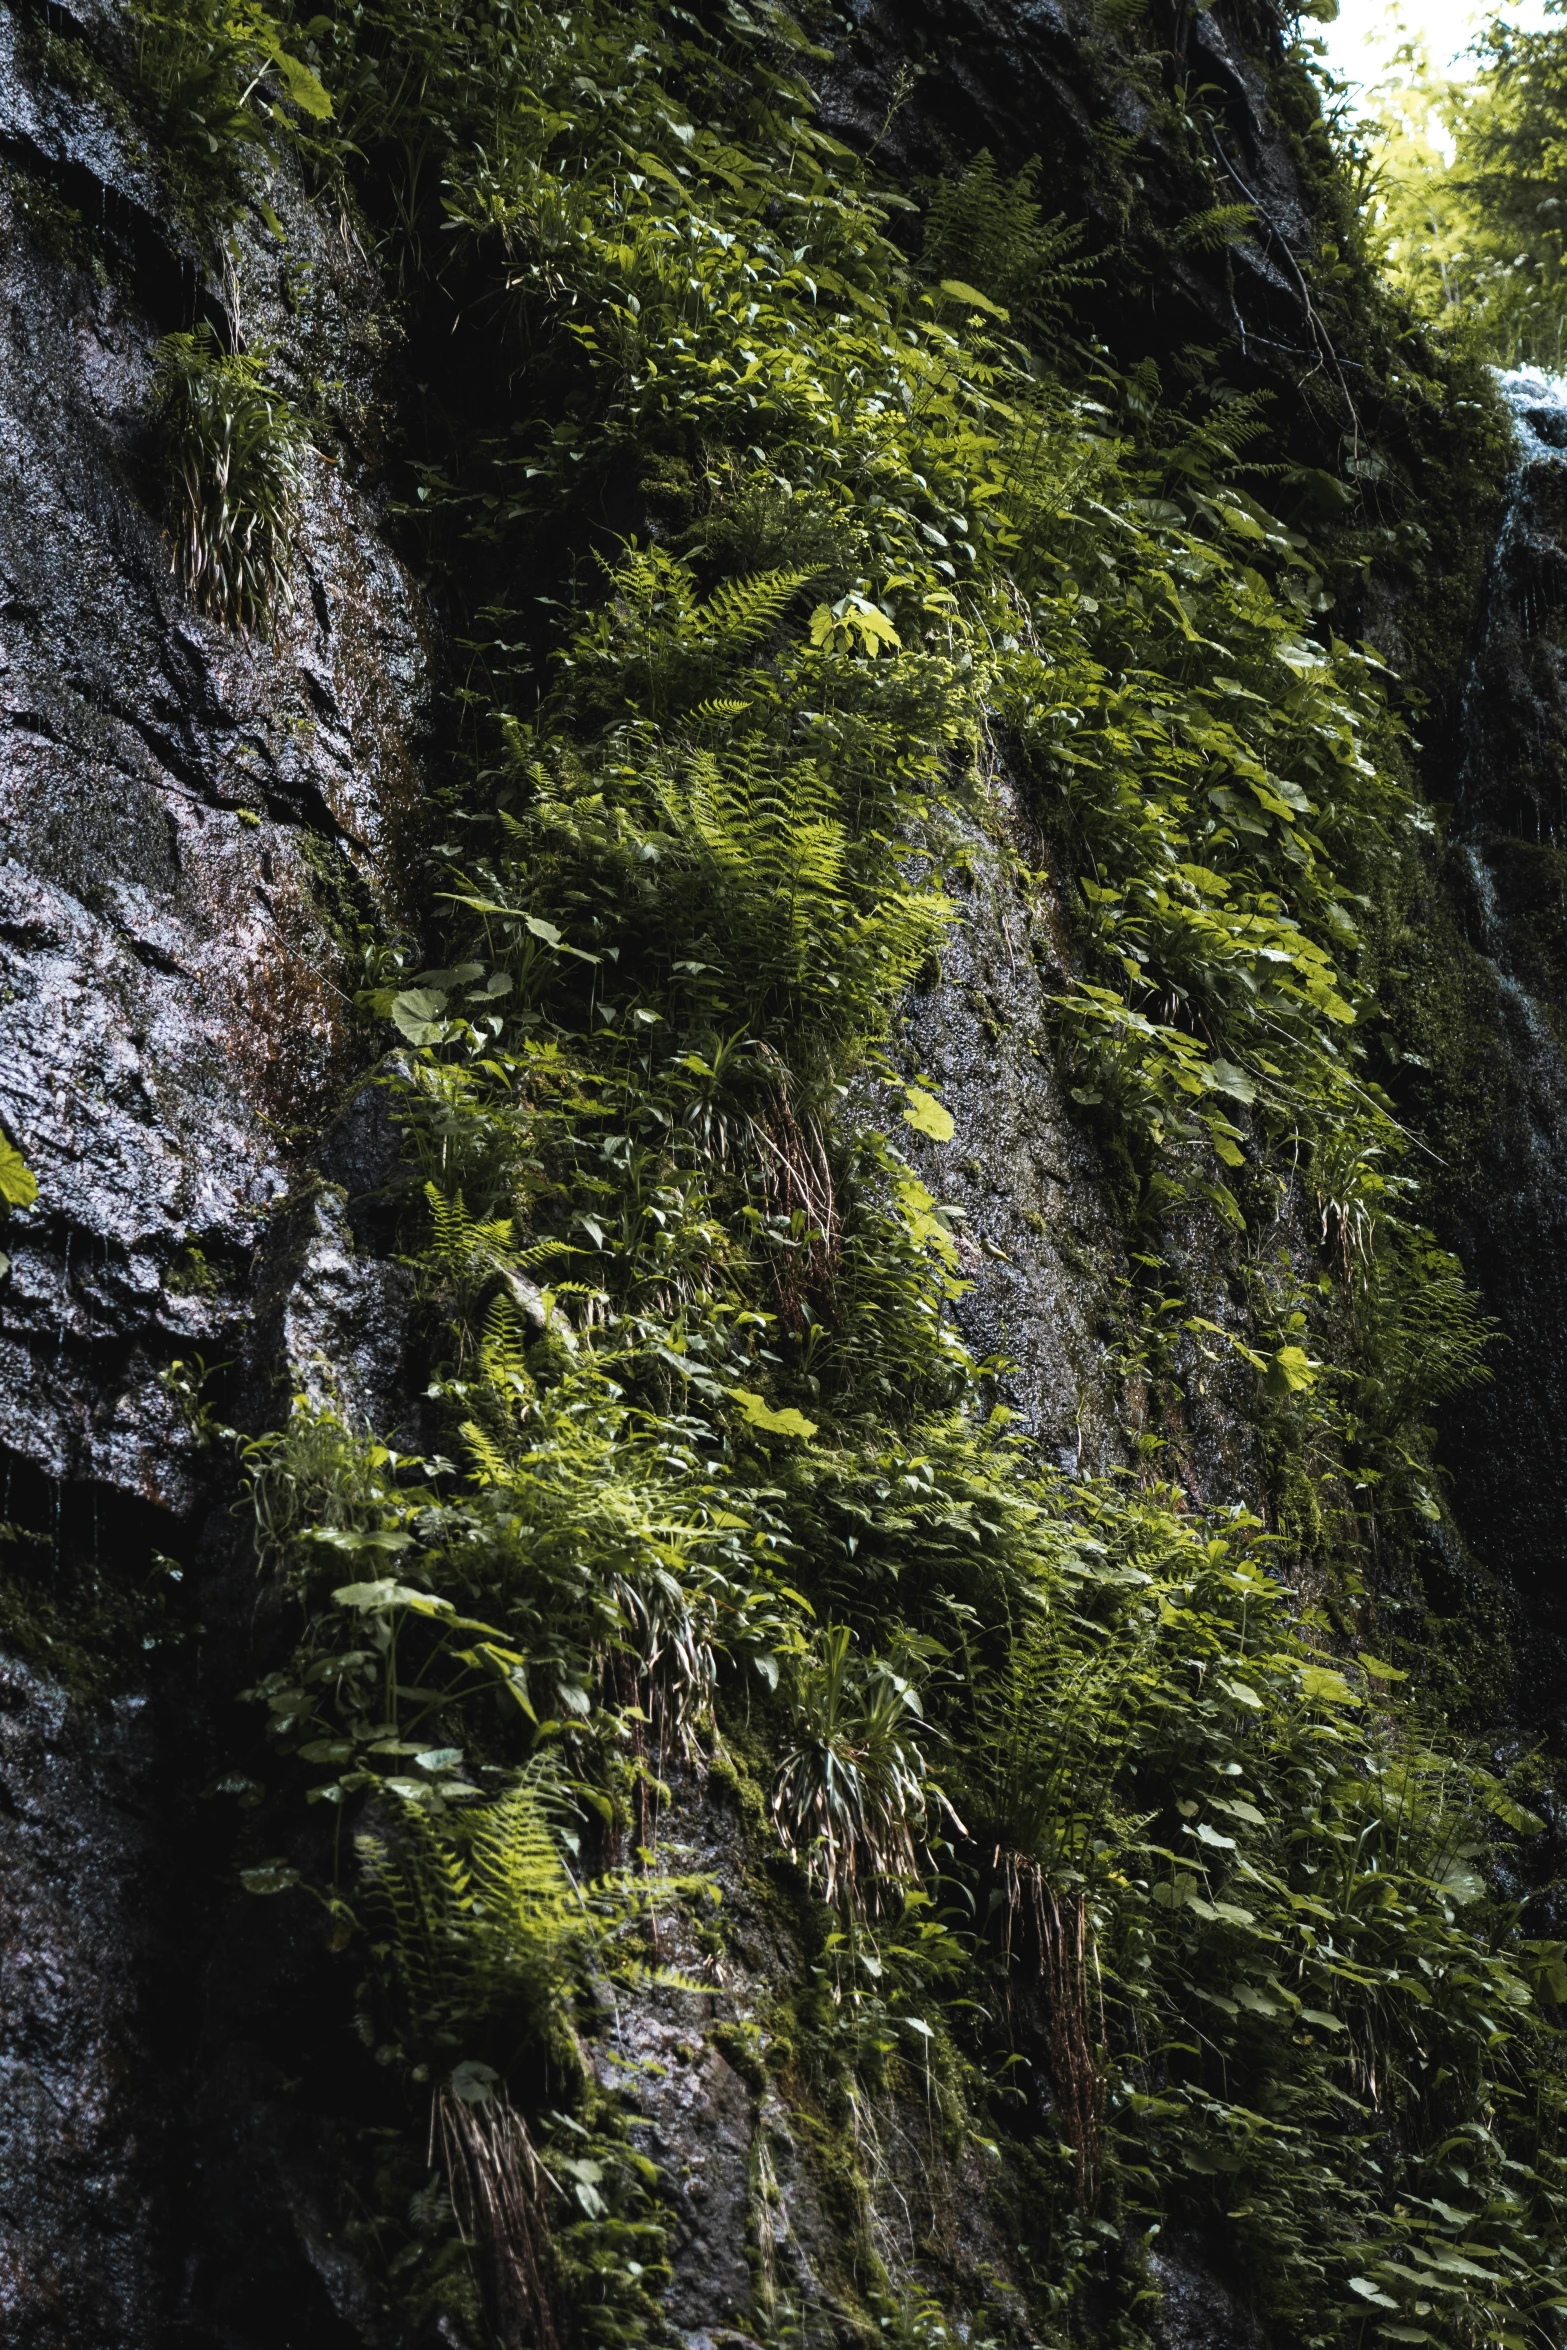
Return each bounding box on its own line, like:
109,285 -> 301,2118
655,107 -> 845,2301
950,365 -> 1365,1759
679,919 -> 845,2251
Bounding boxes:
0,3 -> 429,2336
1438,372 -> 1567,1727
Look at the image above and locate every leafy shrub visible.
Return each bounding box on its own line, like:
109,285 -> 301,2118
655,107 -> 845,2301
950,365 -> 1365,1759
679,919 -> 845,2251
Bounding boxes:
771,1625 -> 936,1911
133,0 -> 332,196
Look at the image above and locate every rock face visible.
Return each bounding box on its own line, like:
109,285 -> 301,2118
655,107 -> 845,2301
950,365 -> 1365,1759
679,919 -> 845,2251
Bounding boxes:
0,0 -> 1335,2335
1436,370 -> 1567,1734
820,0 -> 1328,380
0,0 -> 426,1510
0,3 -> 428,2337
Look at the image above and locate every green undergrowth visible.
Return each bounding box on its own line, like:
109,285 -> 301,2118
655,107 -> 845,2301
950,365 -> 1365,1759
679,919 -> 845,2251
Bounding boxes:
133,2 -> 1567,2345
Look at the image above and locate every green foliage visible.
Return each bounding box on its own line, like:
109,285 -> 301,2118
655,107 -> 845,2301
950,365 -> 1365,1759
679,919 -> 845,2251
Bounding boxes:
133,0 -> 332,198
154,324 -> 304,629
918,149 -> 1093,336
1343,11 -> 1567,368
943,1487 -> 1567,2345
356,1768 -> 580,2057
191,1 -> 1560,2341
0,1134 -> 37,1213
771,1625 -> 936,1911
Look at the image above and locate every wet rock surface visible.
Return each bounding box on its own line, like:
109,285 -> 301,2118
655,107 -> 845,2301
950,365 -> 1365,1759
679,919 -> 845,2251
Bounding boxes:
0,1 -> 428,2336
0,1652 -> 174,2348
0,0 -> 426,1507
898,792 -> 1122,1462
819,0 -> 1325,386
595,1769 -> 1045,2345
1437,371 -> 1567,1728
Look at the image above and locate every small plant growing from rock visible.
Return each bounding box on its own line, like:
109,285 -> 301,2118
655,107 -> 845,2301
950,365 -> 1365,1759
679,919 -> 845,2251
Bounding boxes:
153,324 -> 303,630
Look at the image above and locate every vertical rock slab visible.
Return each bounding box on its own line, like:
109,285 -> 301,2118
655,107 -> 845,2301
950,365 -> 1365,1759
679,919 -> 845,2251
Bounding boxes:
1439,372 -> 1567,1725
0,7 -> 429,2334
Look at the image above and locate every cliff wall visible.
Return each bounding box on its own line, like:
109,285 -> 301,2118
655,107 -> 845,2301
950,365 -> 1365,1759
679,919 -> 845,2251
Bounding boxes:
0,4 -> 1558,2348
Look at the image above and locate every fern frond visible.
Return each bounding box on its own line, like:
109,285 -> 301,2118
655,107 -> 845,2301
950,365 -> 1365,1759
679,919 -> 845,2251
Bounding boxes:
1173,203 -> 1256,254
694,564 -> 817,652
478,1294 -> 534,1404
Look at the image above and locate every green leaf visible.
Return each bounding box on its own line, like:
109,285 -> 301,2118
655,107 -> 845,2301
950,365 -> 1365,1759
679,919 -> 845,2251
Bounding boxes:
240,1863 -> 301,1895
450,2059 -> 499,2104
938,278 -> 1009,318
332,1579 -> 453,1614
1299,1664 -> 1362,1707
1268,1343 -> 1319,1394
733,1388 -> 817,1440
0,1136 -> 37,1211
1437,1857 -> 1486,1906
257,28 -> 334,118
1357,1651 -> 1408,1680
902,1086 -> 955,1142
392,987 -> 450,1043
1208,1058 -> 1257,1104
310,1526 -> 412,1552
1349,2280 -> 1401,2311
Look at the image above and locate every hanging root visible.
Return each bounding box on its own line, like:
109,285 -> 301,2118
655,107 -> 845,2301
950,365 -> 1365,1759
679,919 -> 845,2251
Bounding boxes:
435,2080 -> 566,2350
1038,1887 -> 1106,2214
753,1087 -> 839,1329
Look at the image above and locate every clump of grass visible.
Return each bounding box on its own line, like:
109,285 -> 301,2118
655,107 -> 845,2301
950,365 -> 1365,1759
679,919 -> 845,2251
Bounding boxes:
153,324 -> 303,630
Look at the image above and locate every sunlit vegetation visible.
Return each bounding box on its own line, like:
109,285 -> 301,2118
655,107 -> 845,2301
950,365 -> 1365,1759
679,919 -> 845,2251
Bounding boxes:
1336,4 -> 1567,367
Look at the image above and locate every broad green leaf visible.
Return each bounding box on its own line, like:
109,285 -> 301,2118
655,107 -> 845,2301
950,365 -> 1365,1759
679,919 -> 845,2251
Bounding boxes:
902,1085 -> 955,1142
1299,1664 -> 1362,1706
392,987 -> 450,1043
258,28 -> 334,117
240,1863 -> 301,1895
733,1388 -> 817,1440
938,278 -> 1009,317
450,2059 -> 498,2104
332,1579 -> 452,1614
0,1137 -> 36,1211
1437,1857 -> 1486,1906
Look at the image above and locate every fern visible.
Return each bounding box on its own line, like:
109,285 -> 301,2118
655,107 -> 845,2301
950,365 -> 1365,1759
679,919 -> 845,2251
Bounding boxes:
919,151 -> 1093,330
693,565 -> 816,654
1172,202 -> 1256,253
357,1766 -> 580,2049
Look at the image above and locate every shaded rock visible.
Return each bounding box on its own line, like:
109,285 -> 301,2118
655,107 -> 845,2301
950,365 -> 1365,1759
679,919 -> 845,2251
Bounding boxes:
898,786 -> 1121,1459
0,6 -> 428,2338
0,1652 -> 176,2348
